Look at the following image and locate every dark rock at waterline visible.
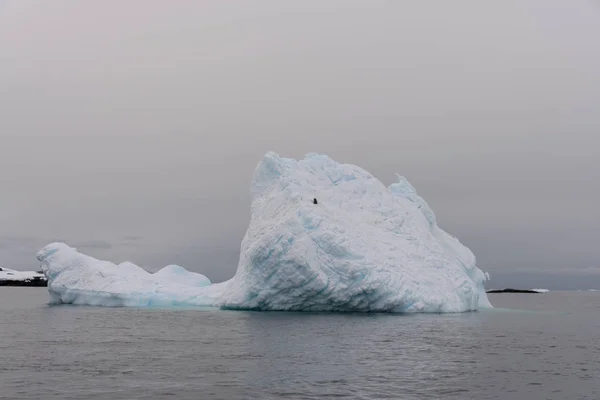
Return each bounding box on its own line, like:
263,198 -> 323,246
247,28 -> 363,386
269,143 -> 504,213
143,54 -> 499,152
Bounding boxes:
0,277 -> 47,287
486,288 -> 540,294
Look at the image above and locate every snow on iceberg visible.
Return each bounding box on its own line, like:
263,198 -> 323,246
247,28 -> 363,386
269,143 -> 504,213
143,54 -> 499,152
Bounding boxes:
38,152 -> 492,312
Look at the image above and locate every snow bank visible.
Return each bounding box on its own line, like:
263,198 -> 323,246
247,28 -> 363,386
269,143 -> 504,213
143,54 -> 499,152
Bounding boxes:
38,152 -> 492,312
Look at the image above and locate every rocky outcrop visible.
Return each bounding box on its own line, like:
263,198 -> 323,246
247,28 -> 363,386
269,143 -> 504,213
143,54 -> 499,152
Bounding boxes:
486,288 -> 539,294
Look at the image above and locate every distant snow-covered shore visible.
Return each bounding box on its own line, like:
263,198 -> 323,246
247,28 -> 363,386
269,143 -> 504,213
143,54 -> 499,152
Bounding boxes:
0,267 -> 47,287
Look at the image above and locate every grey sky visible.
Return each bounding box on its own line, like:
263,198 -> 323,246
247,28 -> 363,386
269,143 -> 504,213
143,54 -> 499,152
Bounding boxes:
1,1 -> 599,288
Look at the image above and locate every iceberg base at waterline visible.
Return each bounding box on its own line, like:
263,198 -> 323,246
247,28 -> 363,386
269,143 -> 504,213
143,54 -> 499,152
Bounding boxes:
38,152 -> 492,313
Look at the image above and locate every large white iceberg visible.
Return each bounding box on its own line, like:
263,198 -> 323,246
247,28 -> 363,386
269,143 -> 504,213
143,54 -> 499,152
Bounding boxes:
38,152 -> 492,312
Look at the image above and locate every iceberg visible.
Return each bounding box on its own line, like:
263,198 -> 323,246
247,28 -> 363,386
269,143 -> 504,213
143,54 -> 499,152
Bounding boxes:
38,152 -> 492,312
37,245 -> 216,307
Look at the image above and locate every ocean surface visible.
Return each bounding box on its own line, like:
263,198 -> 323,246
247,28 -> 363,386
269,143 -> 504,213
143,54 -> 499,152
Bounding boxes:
1,288 -> 599,400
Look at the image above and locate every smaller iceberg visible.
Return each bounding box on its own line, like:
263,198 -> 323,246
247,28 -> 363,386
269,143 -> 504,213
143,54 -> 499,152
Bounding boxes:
37,244 -> 218,307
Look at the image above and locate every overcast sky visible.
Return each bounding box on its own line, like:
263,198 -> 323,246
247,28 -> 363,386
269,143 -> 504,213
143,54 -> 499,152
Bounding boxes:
1,1 -> 599,289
